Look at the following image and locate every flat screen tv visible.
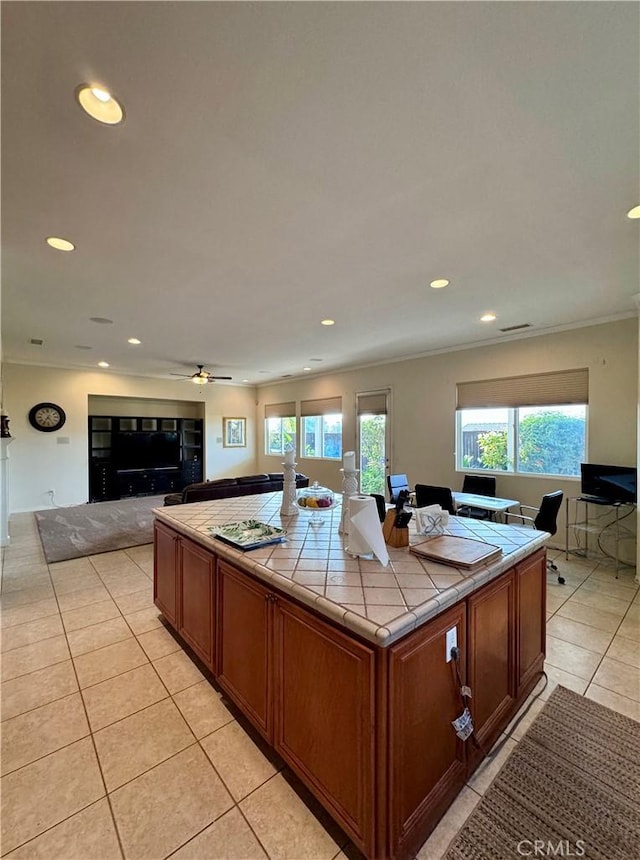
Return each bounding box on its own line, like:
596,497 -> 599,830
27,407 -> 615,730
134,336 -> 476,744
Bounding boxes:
114,431 -> 181,470
580,463 -> 637,504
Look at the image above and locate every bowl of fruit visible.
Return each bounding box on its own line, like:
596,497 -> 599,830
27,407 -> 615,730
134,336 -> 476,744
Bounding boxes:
297,481 -> 336,525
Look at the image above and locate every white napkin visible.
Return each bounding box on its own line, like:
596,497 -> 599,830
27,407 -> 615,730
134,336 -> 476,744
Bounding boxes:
415,504 -> 449,536
347,495 -> 389,566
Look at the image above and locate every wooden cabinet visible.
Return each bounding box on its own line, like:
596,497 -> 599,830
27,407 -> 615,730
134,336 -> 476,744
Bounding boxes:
388,603 -> 467,860
467,570 -> 516,759
516,549 -> 546,697
154,522 -> 178,626
216,560 -> 272,739
179,538 -> 215,671
154,520 -> 546,860
154,524 -> 215,669
274,599 -> 376,853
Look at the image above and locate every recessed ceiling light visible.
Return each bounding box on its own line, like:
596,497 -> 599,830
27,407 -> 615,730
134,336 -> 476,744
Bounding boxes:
242,379 -> 249,383
303,367 -> 311,371
430,279 -> 449,289
98,361 -> 110,368
75,84 -> 124,125
480,313 -> 497,323
321,319 -> 335,326
46,236 -> 75,252
627,204 -> 640,219
89,317 -> 113,324
127,338 -> 141,345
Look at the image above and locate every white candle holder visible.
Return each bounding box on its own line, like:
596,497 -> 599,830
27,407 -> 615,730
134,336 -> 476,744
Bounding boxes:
339,467 -> 359,534
280,460 -> 299,517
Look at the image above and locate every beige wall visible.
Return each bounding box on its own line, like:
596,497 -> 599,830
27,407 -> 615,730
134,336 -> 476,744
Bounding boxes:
3,365 -> 258,512
3,318 -> 637,561
256,319 -> 637,556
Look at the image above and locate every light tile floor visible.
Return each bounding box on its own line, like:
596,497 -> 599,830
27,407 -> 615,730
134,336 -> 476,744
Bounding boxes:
1,518 -> 638,860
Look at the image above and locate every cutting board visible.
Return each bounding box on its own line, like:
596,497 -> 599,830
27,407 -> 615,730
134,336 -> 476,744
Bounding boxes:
410,535 -> 502,568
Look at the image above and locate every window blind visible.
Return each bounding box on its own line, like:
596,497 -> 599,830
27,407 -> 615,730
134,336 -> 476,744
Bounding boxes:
457,368 -> 589,409
264,402 -> 295,419
300,396 -> 342,417
356,392 -> 388,415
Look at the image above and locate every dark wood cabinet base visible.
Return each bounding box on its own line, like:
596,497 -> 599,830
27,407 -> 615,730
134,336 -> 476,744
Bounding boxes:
154,522 -> 546,860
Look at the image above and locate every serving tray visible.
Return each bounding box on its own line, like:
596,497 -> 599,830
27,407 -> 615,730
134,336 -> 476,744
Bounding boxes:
208,519 -> 287,551
410,535 -> 502,568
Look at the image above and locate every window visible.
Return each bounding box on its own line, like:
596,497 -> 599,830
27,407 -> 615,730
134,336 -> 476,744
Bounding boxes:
456,370 -> 588,477
300,397 -> 342,460
264,402 -> 296,456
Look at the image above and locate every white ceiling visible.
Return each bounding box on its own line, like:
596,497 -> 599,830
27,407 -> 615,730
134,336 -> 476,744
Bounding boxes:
2,2 -> 639,386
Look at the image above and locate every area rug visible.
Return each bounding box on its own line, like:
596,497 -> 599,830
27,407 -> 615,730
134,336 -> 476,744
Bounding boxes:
443,685 -> 640,860
35,495 -> 165,563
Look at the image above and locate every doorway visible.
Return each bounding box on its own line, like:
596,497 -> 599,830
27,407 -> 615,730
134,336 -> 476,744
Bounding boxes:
356,390 -> 390,496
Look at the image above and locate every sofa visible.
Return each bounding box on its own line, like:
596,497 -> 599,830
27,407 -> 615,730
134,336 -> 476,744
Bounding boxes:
163,472 -> 310,506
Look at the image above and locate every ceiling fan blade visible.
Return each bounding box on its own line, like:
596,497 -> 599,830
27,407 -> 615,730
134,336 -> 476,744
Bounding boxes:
208,376 -> 232,381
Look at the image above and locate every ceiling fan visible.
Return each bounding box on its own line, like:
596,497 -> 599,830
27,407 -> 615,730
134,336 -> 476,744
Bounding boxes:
170,365 -> 232,385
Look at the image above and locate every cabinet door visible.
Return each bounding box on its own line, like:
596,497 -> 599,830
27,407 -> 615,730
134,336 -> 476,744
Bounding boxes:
516,549 -> 546,698
274,598 -> 376,856
154,522 -> 178,626
467,570 -> 516,756
178,538 -> 215,671
216,561 -> 272,739
388,603 -> 467,858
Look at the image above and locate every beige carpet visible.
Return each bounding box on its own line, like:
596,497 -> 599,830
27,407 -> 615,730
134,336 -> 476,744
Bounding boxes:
35,495 -> 165,563
444,685 -> 640,860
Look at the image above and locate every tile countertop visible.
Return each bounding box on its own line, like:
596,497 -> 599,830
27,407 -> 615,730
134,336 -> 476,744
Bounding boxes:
154,493 -> 549,648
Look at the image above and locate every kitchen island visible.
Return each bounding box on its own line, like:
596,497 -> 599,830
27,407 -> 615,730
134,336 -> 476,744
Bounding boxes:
154,492 -> 548,860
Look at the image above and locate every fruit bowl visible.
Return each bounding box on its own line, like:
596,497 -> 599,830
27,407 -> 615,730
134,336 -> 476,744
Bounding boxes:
297,481 -> 335,525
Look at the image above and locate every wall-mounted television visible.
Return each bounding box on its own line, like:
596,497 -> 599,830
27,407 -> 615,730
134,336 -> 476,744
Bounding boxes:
113,431 -> 181,470
580,463 -> 637,504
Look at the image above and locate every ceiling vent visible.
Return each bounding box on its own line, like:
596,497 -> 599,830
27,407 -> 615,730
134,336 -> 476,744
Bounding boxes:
499,323 -> 531,333
29,338 -> 44,345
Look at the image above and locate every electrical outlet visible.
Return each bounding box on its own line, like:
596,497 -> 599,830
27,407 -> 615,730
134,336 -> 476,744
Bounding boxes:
445,626 -> 457,662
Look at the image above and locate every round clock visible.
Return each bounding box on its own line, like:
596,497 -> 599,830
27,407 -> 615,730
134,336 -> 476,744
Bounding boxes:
28,402 -> 66,432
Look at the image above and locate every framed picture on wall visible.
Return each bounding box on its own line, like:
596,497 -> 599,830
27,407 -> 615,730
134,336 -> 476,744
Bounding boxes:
223,417 -> 246,448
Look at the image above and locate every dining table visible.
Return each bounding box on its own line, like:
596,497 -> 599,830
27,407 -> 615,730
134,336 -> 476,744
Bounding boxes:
452,491 -> 520,521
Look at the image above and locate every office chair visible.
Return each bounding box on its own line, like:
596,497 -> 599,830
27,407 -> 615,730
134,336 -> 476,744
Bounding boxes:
387,474 -> 410,504
506,490 -> 565,584
457,474 -> 497,520
370,494 -> 387,523
414,484 -> 456,515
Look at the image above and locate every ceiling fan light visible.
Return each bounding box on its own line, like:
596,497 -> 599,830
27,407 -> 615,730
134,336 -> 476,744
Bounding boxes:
192,375 -> 208,384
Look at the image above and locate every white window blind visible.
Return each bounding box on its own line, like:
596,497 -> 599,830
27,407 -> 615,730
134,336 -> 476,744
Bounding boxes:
264,402 -> 295,419
356,392 -> 388,415
300,396 -> 342,417
457,369 -> 589,409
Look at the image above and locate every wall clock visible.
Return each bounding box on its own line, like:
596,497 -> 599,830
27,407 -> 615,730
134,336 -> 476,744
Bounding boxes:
28,402 -> 66,432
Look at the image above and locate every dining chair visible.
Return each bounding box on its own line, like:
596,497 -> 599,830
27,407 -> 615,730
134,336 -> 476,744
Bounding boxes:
505,490 -> 565,584
414,484 -> 456,515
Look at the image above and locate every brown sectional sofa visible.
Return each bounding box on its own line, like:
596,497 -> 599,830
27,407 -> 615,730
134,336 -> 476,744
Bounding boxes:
163,472 -> 309,506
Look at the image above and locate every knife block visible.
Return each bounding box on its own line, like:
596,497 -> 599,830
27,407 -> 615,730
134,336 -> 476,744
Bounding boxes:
383,511 -> 409,548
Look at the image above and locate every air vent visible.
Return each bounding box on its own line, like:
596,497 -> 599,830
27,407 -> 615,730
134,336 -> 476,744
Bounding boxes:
499,323 -> 531,333
29,338 -> 44,346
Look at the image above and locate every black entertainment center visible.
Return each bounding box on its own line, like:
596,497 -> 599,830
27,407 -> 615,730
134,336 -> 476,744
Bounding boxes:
89,415 -> 203,502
